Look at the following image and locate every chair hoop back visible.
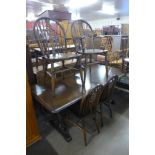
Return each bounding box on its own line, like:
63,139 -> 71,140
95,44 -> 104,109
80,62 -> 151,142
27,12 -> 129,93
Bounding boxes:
80,84 -> 103,116
33,17 -> 66,57
100,75 -> 118,103
71,19 -> 94,52
107,75 -> 118,100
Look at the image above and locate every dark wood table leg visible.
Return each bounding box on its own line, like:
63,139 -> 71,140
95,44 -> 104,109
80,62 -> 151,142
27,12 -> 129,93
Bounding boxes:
49,113 -> 72,142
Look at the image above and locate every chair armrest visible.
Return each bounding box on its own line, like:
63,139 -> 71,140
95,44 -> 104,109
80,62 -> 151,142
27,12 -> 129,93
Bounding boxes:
115,48 -> 129,58
115,48 -> 129,53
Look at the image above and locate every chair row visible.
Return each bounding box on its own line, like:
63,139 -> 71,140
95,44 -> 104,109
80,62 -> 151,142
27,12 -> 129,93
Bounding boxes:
65,75 -> 118,146
31,17 -> 127,95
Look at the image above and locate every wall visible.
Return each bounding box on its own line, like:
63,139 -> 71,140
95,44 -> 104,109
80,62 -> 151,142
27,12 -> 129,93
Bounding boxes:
26,21 -> 34,30
88,16 -> 129,29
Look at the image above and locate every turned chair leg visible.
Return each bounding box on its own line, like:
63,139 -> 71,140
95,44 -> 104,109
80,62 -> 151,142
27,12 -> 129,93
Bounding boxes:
100,104 -> 104,127
108,102 -> 113,118
83,128 -> 87,146
80,69 -> 86,89
73,69 -> 76,77
43,71 -> 46,86
109,105 -> 113,118
36,53 -> 39,71
106,65 -> 109,78
62,60 -> 65,79
83,67 -> 86,86
61,72 -> 65,79
82,120 -> 87,146
51,75 -> 55,96
105,53 -> 109,78
89,66 -> 91,76
93,114 -> 100,133
43,59 -> 47,86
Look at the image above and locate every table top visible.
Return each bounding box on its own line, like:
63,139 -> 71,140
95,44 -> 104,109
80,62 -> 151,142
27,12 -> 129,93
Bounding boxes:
45,52 -> 81,61
78,49 -> 108,55
116,74 -> 129,92
32,79 -> 94,113
32,65 -> 122,113
34,44 -> 75,52
28,43 -> 39,48
124,58 -> 129,62
28,43 -> 75,49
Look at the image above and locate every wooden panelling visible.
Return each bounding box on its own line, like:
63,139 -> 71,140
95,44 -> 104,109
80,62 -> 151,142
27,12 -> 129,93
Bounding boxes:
26,74 -> 41,147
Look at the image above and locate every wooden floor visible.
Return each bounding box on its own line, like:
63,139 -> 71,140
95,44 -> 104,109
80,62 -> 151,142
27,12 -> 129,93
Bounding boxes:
32,64 -> 122,113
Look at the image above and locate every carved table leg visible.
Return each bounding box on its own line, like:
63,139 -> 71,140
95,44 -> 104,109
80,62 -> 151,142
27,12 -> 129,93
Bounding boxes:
50,113 -> 72,142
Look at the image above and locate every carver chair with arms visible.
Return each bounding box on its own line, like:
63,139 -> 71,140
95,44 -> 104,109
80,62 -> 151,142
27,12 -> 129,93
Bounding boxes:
71,19 -> 108,78
33,17 -> 85,95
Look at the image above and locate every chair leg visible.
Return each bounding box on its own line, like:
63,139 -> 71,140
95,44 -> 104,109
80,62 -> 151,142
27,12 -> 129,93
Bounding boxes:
95,120 -> 100,134
100,104 -> 104,127
43,60 -> 47,85
44,71 -> 46,86
51,75 -> 55,96
62,61 -> 65,79
83,67 -> 86,86
82,120 -> 87,146
106,65 -> 108,78
83,128 -> 87,146
109,103 -> 113,118
65,118 -> 88,146
35,53 -> 39,71
93,114 -> 100,133
122,59 -> 124,72
73,70 -> 76,77
89,66 -> 91,76
61,72 -> 64,80
105,54 -> 109,78
80,69 -> 85,88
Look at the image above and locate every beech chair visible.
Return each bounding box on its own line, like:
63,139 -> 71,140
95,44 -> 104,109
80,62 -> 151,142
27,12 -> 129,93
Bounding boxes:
65,84 -> 104,146
71,19 -> 108,78
99,75 -> 118,126
97,36 -> 129,70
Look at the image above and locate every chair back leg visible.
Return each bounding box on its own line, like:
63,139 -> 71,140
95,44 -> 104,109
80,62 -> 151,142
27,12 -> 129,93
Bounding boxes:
81,120 -> 87,146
